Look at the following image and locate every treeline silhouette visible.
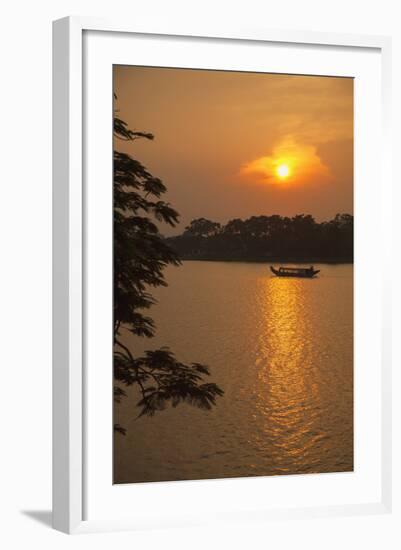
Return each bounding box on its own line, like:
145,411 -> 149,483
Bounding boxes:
166,213 -> 353,263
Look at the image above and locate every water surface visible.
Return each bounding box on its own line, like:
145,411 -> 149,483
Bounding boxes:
114,262 -> 353,483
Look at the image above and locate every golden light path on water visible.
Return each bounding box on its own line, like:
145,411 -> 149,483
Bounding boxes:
254,278 -> 324,473
114,262 -> 353,483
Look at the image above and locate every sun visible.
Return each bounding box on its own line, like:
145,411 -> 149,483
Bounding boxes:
276,163 -> 290,179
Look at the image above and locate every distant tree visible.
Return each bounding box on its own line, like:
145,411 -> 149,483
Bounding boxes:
184,218 -> 221,237
167,213 -> 353,262
113,107 -> 223,433
333,213 -> 353,228
223,218 -> 244,235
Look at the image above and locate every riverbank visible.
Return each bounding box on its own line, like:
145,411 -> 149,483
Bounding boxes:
177,256 -> 354,264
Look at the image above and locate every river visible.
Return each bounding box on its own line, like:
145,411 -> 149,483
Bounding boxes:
114,261 -> 353,483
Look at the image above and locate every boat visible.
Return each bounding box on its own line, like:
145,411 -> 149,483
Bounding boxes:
270,265 -> 320,278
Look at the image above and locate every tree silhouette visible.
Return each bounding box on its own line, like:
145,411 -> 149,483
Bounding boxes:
113,107 -> 223,433
184,218 -> 222,237
167,213 -> 353,262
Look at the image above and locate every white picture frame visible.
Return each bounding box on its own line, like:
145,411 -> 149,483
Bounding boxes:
52,16 -> 392,534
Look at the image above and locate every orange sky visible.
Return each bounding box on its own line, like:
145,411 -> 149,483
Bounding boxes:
114,66 -> 353,235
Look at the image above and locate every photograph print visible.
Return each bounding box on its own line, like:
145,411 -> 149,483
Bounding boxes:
113,66 -> 353,484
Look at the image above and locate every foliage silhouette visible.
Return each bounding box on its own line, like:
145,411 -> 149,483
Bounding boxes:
113,107 -> 223,430
167,213 -> 353,263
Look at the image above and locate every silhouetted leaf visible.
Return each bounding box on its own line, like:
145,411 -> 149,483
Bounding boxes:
113,98 -> 223,433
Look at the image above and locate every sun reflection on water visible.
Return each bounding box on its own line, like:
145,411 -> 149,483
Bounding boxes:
255,277 -> 325,473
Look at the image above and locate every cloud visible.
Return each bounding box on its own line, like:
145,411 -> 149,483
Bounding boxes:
240,136 -> 332,185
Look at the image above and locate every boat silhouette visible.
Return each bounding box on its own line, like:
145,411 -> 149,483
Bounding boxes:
270,265 -> 320,278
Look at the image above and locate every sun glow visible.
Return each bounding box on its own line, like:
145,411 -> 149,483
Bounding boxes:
240,137 -> 332,186
276,164 -> 290,179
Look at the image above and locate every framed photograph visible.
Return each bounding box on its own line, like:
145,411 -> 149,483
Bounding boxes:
53,17 -> 392,533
